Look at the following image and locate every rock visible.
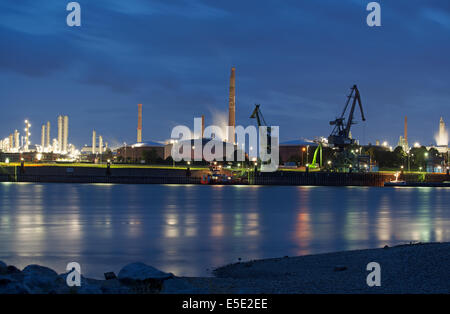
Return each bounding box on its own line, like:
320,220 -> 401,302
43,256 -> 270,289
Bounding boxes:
0,281 -> 30,294
6,265 -> 21,274
100,278 -> 131,294
384,245 -> 389,249
161,278 -> 200,294
22,265 -> 62,294
76,283 -> 103,294
118,263 -> 173,282
58,272 -> 102,294
104,272 -> 117,280
0,275 -> 14,285
0,261 -> 7,275
23,264 -> 58,278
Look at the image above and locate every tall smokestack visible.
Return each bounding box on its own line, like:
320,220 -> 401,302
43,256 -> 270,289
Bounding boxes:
41,124 -> 46,151
92,130 -> 96,154
57,115 -> 63,152
46,121 -> 50,149
99,135 -> 103,154
201,115 -> 205,139
14,130 -> 19,150
63,115 -> 69,153
8,134 -> 13,152
137,103 -> 142,143
228,67 -> 236,144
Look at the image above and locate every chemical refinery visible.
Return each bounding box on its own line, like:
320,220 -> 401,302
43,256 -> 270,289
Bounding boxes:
0,68 -> 448,173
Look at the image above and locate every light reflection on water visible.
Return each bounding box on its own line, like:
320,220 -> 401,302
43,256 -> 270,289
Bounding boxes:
0,183 -> 449,278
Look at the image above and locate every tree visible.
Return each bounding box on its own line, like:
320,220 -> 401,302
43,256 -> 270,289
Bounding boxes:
409,146 -> 427,170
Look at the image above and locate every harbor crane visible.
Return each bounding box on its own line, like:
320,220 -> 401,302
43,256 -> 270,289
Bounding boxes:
250,105 -> 269,130
328,85 -> 366,149
250,104 -> 272,138
250,104 -> 272,154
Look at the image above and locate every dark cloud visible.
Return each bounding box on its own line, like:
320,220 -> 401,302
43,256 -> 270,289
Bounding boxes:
0,0 -> 449,147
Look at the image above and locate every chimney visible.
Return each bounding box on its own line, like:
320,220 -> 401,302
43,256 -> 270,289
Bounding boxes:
137,103 -> 142,143
14,130 -> 19,150
99,135 -> 103,155
41,124 -> 46,151
8,134 -> 13,151
201,115 -> 205,139
57,115 -> 63,152
46,121 -> 51,148
92,130 -> 96,154
228,67 -> 236,144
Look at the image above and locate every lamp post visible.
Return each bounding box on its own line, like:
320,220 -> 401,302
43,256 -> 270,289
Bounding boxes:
306,145 -> 309,166
301,147 -> 306,166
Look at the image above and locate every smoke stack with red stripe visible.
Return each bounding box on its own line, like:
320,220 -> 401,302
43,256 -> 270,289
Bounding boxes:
228,67 -> 236,144
137,103 -> 142,143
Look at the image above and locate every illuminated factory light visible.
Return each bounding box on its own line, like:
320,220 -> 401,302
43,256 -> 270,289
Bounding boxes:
414,142 -> 421,148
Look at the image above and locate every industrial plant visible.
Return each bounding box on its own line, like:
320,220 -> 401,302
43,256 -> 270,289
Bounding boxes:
0,68 -> 448,178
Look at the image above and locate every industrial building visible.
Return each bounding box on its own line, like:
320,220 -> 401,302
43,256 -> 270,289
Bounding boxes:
279,140 -> 318,165
116,141 -> 166,163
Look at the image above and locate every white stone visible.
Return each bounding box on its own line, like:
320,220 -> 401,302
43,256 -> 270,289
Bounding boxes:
118,263 -> 173,282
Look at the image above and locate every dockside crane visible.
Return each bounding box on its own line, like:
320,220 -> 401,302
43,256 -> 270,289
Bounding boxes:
250,105 -> 268,129
328,85 -> 366,149
250,104 -> 272,154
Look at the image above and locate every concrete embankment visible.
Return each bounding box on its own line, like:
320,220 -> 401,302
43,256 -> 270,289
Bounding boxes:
0,165 -> 207,184
0,165 -> 448,186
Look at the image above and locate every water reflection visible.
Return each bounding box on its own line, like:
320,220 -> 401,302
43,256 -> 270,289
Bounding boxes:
0,183 -> 450,278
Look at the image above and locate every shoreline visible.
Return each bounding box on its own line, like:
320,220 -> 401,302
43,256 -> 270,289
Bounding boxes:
2,242 -> 450,294
1,164 -> 449,187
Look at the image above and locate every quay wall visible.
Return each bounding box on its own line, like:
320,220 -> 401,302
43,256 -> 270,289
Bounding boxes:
0,166 -> 448,187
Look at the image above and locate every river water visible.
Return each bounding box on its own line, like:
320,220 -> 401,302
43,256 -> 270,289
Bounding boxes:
0,182 -> 449,278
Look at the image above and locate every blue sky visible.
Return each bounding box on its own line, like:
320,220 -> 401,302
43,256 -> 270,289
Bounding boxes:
0,0 -> 449,148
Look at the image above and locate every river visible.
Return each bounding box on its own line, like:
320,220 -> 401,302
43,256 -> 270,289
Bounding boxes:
0,182 -> 449,278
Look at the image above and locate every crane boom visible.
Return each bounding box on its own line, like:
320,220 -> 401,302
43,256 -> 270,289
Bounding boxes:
328,85 -> 366,148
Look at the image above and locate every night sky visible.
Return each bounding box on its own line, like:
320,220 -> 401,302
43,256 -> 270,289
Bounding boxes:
0,0 -> 449,148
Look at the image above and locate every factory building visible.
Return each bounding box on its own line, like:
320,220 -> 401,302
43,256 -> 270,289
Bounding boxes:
278,140 -> 318,164
116,141 -> 166,163
163,138 -> 240,163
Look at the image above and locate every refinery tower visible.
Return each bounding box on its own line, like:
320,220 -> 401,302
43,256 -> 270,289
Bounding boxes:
228,67 -> 236,144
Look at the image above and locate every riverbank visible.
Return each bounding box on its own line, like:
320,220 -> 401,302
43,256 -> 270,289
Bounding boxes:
1,164 -> 449,186
2,242 -> 450,294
